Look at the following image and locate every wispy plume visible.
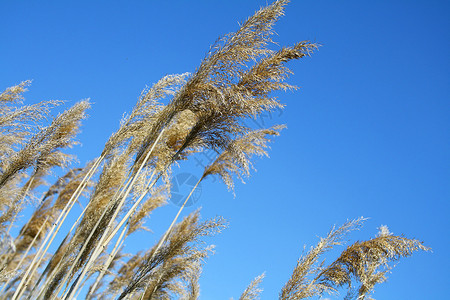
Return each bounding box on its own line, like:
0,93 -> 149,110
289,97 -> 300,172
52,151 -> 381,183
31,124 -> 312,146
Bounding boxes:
240,273 -> 265,300
203,125 -> 285,192
0,100 -> 90,189
280,219 -> 429,300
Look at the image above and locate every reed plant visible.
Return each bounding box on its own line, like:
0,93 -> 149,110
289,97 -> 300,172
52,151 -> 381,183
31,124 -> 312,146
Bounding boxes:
0,1 -> 428,299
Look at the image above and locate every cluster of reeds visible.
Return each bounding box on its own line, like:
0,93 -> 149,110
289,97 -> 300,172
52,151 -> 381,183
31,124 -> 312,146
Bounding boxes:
0,1 -> 428,299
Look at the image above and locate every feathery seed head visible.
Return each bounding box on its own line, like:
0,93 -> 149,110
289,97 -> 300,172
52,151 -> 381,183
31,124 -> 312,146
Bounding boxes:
202,125 -> 285,192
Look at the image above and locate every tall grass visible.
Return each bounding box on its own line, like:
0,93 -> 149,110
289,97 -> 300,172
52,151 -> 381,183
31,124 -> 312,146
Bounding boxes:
0,1 -> 428,299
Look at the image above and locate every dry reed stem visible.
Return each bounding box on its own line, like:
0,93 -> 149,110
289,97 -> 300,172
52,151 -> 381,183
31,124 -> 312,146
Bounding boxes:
87,183 -> 169,298
0,216 -> 49,295
14,168 -> 84,253
29,197 -> 94,300
10,156 -> 102,300
86,224 -> 127,299
60,127 -> 167,300
26,158 -> 99,289
145,177 -> 202,271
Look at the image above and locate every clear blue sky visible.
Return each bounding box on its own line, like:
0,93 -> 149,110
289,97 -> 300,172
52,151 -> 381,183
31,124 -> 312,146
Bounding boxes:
1,0 -> 449,299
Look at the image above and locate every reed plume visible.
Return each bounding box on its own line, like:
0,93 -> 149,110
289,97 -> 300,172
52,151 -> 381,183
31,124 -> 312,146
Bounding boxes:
203,125 -> 285,192
117,211 -> 226,299
104,73 -> 189,158
134,0 -> 311,167
317,230 -> 430,299
0,81 -> 61,161
0,81 -> 30,103
280,220 -> 429,300
0,99 -> 90,189
239,273 -> 265,300
103,250 -> 145,298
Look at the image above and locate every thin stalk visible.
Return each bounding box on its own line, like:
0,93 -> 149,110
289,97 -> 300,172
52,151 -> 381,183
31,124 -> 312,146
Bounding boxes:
48,174 -> 136,300
28,201 -> 92,300
0,177 -> 36,270
6,176 -> 35,236
0,182 -> 34,266
95,172 -> 157,255
16,158 -> 102,300
54,196 -> 118,300
140,176 -> 202,299
0,216 -> 49,295
11,155 -> 104,300
87,168 -> 160,298
86,225 -> 126,299
73,281 -> 85,300
88,170 -> 159,298
84,173 -> 160,299
62,127 -> 166,300
155,177 -> 201,261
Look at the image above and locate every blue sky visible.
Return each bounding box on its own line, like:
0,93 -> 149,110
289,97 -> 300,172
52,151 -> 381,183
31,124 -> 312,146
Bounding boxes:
1,0 -> 449,299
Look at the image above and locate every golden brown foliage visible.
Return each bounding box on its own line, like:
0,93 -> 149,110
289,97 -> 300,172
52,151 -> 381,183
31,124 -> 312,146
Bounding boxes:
0,1 -> 429,299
